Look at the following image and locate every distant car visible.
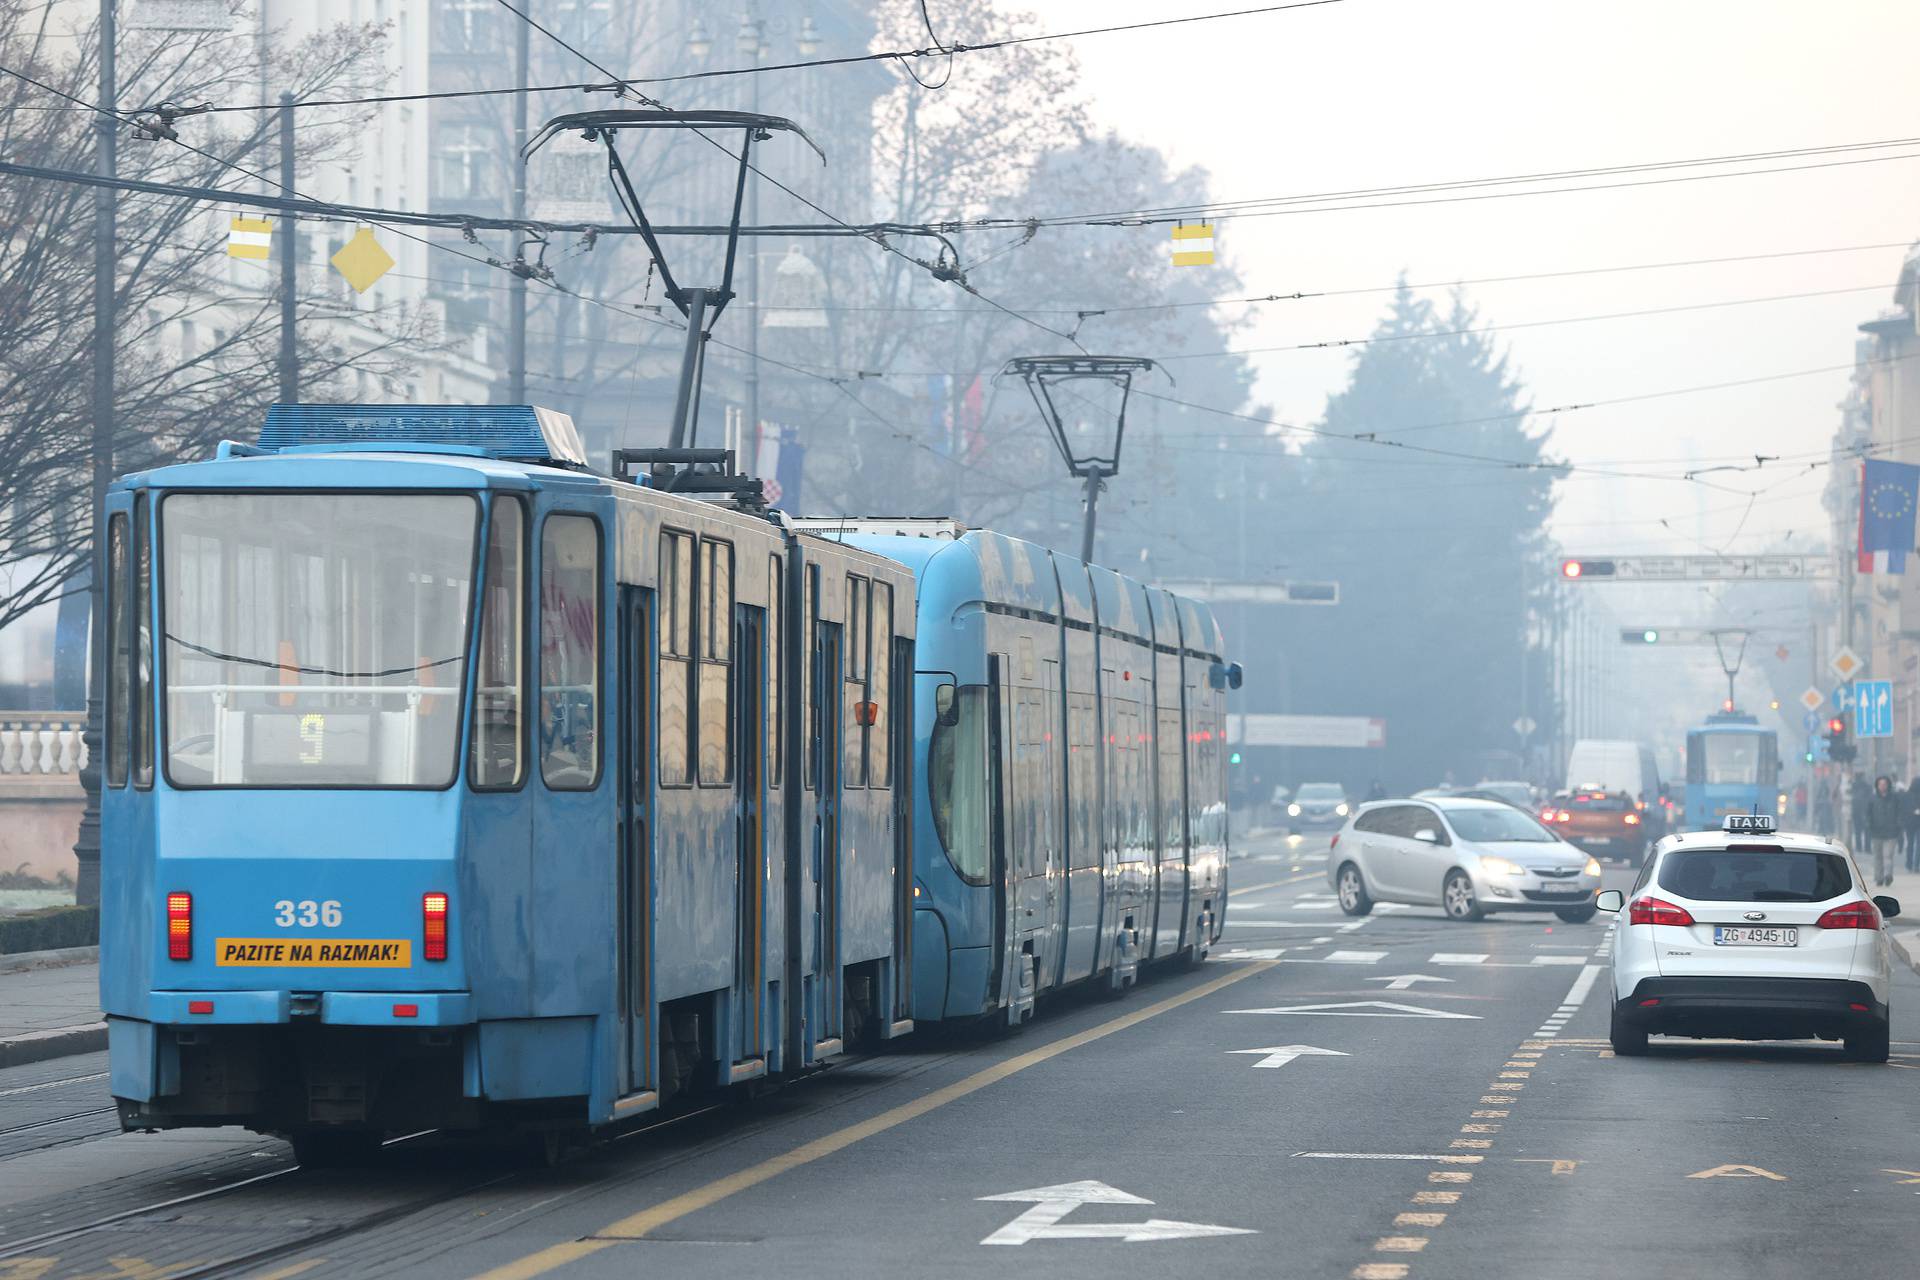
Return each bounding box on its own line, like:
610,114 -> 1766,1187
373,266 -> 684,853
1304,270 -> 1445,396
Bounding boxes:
1471,780 -> 1536,809
1328,797 -> 1603,923
1597,817 -> 1899,1060
1542,789 -> 1655,864
1287,782 -> 1350,833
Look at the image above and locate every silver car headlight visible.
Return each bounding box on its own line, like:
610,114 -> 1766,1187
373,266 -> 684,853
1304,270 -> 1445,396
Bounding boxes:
1583,857 -> 1602,877
1335,803 -> 1350,816
1480,855 -> 1526,877
1288,803 -> 1301,817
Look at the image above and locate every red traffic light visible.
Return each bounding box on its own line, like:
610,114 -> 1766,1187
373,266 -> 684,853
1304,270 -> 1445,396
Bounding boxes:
1827,717 -> 1846,736
1561,560 -> 1582,579
1561,558 -> 1616,579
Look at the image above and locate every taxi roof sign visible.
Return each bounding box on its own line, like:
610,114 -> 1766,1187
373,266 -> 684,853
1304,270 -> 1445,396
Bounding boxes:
1723,814 -> 1776,835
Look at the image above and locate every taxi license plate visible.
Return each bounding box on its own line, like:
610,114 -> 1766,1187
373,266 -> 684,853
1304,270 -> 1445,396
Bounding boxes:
1712,926 -> 1797,948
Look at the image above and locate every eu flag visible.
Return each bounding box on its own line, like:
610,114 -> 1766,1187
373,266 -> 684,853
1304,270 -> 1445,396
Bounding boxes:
1859,458 -> 1920,574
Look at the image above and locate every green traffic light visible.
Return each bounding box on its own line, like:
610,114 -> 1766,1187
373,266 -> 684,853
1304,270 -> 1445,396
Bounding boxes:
1642,629 -> 1659,644
1229,751 -> 1243,766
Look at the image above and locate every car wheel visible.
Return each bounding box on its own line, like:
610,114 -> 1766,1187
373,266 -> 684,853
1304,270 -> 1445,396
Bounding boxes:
1555,905 -> 1598,924
1844,1022 -> 1890,1063
1442,870 -> 1483,922
1609,1003 -> 1649,1056
1336,863 -> 1373,917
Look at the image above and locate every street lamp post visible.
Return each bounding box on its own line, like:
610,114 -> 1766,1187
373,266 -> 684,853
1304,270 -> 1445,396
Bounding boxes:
1002,355 -> 1161,566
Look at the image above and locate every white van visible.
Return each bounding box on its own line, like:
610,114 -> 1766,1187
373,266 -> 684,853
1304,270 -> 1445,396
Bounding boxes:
1565,739 -> 1663,803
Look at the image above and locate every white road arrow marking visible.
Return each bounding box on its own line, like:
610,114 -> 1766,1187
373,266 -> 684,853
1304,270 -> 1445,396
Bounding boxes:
979,1182 -> 1257,1246
1224,1000 -> 1481,1020
1229,1044 -> 1350,1069
1368,974 -> 1455,992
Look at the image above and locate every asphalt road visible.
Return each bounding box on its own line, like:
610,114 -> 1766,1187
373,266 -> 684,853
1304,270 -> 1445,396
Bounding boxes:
3,830 -> 1919,1279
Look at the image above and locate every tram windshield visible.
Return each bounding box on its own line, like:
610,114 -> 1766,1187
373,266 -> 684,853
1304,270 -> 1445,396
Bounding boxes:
1693,732 -> 1766,786
161,492 -> 479,788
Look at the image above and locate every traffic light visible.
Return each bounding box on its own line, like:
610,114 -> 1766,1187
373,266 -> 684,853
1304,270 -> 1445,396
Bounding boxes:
1228,751 -> 1243,766
1826,716 -> 1857,763
1621,628 -> 1660,644
1562,559 -> 1616,579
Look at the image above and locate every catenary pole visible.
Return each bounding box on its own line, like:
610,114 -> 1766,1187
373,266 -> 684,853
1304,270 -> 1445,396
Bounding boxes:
277,93 -> 297,401
73,0 -> 117,908
507,10 -> 529,405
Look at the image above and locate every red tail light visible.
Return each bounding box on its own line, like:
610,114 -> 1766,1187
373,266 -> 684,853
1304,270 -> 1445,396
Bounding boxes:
167,891 -> 192,960
1815,899 -> 1881,931
1556,810 -> 1572,823
423,892 -> 449,961
1623,813 -> 1641,826
1329,833 -> 1341,851
1627,895 -> 1695,927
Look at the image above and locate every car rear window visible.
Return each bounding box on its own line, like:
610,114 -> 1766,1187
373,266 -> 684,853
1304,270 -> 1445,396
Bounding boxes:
1657,848 -> 1852,903
1566,792 -> 1631,811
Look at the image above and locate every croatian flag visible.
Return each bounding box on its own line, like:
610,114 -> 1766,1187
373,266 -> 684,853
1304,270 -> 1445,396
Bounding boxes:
1858,458 -> 1920,574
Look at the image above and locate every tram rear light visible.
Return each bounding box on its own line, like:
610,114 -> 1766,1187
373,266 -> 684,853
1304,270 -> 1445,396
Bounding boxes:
167,891 -> 192,961
188,1000 -> 213,1015
423,892 -> 449,961
854,700 -> 878,727
392,1003 -> 419,1018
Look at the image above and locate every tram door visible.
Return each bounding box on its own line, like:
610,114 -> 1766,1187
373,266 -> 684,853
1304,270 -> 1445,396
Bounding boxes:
733,608 -> 765,1066
812,619 -> 843,1050
618,587 -> 654,1096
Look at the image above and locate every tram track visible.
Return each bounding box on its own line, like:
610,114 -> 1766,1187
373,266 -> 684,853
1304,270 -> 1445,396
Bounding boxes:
0,1039 -> 984,1278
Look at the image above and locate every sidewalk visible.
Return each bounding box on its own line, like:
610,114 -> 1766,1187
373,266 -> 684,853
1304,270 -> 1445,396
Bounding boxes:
0,958 -> 103,1068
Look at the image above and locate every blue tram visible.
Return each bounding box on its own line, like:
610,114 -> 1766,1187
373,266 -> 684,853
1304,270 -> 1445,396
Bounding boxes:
97,406 -> 1235,1156
1682,712 -> 1780,831
798,520 -> 1238,1024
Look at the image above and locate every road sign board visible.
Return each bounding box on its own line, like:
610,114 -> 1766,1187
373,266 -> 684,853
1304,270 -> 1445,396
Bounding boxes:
1830,647 -> 1864,680
1855,679 -> 1894,739
1832,684 -> 1855,712
1800,687 -> 1825,712
1561,554 -> 1831,582
1228,715 -> 1385,749
1803,710 -> 1821,733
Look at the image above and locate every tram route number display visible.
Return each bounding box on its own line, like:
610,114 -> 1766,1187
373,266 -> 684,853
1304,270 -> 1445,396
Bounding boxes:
216,938 -> 412,966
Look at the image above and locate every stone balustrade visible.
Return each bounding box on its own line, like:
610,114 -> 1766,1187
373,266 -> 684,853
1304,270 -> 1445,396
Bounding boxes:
0,713 -> 88,776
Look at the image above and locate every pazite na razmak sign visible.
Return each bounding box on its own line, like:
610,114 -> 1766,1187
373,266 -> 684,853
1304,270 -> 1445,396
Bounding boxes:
1227,715 -> 1386,749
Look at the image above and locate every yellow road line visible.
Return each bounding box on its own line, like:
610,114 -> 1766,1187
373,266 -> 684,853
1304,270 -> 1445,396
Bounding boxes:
469,960 -> 1279,1280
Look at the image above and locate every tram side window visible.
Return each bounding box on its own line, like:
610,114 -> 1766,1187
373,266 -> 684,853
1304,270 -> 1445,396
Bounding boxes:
1157,706 -> 1184,850
929,684 -> 989,885
470,497 -> 526,789
105,513 -> 129,788
844,574 -> 869,788
659,530 -> 694,787
804,563 -> 819,791
539,514 -> 600,790
1068,692 -> 1099,869
697,537 -> 733,786
870,582 -> 892,789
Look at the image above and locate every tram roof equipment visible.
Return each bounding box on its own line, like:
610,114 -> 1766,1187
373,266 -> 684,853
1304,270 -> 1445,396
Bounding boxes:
257,403 -> 588,468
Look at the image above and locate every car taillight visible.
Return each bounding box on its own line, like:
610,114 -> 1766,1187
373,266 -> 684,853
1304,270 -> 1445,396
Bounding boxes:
167,891 -> 192,960
423,892 -> 449,961
1556,810 -> 1572,823
1623,813 -> 1641,826
1815,899 -> 1881,931
1627,895 -> 1695,927
1329,833 -> 1340,851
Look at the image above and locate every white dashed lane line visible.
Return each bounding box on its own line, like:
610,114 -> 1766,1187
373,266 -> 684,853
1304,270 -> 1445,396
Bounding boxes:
1533,964 -> 1604,1038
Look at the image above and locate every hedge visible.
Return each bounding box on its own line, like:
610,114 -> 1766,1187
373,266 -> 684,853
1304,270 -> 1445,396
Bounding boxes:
0,905 -> 98,955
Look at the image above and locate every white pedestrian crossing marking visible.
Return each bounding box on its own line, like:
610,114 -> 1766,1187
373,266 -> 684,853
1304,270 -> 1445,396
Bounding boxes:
1430,953 -> 1489,965
1321,950 -> 1389,964
1530,954 -> 1587,966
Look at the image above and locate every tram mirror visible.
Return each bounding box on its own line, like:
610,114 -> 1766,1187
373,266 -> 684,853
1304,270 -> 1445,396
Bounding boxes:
1227,661 -> 1244,690
934,683 -> 960,727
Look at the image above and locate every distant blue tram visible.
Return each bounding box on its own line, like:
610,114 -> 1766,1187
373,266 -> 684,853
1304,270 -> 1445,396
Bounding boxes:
1683,712 -> 1780,831
98,406 -> 1236,1158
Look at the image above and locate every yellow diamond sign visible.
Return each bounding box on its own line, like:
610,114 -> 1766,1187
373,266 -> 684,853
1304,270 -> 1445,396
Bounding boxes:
1830,646 -> 1863,681
331,227 -> 394,293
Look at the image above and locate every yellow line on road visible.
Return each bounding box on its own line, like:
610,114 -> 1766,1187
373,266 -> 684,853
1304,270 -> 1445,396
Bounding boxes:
469,960 -> 1280,1280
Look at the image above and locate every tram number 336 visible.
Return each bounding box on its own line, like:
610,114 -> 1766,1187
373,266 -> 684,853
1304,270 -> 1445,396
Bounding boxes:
274,900 -> 343,928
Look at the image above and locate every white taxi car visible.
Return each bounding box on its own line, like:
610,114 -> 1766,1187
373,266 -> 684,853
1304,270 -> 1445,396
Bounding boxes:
1597,814 -> 1899,1061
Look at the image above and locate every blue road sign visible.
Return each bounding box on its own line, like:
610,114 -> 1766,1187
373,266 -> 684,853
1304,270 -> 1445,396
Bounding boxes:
1810,735 -> 1831,763
1832,684 -> 1856,712
1803,710 -> 1822,734
1855,678 -> 1894,739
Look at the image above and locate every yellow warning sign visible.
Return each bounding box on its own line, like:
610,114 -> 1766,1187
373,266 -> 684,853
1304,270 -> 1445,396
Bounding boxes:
1170,221 -> 1215,267
216,938 -> 410,967
330,227 -> 395,293
227,215 -> 272,260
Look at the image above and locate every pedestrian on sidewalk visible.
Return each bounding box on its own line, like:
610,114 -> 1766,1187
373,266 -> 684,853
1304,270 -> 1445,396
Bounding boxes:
1867,775 -> 1903,887
1905,774 -> 1920,874
1852,772 -> 1871,850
